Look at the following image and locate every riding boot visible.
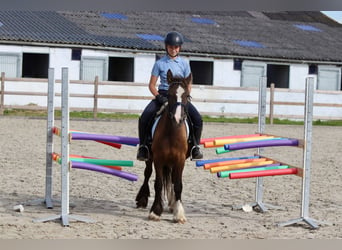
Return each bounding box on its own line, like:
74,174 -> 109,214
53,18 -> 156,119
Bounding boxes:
136,117 -> 150,161
191,125 -> 203,160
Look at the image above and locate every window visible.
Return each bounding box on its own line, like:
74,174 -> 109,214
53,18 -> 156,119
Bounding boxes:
308,64 -> 318,75
233,58 -> 242,70
108,57 -> 134,82
190,61 -> 213,85
0,53 -> 21,77
81,57 -> 108,81
266,64 -> 289,88
71,49 -> 82,61
22,53 -> 49,78
317,66 -> 341,91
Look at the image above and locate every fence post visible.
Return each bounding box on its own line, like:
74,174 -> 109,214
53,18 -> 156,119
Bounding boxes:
269,83 -> 275,124
0,72 -> 5,115
93,76 -> 99,119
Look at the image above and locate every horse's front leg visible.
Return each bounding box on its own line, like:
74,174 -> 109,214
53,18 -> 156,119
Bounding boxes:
149,165 -> 164,221
136,159 -> 153,208
172,164 -> 187,224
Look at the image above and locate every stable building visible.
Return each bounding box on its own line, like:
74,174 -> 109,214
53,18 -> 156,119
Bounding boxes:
0,11 -> 342,120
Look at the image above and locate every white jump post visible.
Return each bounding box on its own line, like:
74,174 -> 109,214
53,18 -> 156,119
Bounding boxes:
277,77 -> 322,229
44,68 -> 55,208
232,76 -> 283,212
25,68 -> 58,208
253,76 -> 283,212
35,68 -> 94,226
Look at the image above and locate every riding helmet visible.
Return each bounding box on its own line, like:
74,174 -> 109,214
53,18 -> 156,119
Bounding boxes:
164,31 -> 184,46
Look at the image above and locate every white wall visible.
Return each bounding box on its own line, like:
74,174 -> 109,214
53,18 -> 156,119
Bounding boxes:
213,59 -> 241,87
0,45 -> 23,53
134,53 -> 155,83
49,48 -> 80,80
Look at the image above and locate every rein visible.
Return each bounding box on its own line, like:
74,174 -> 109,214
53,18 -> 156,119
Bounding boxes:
156,101 -> 187,121
156,102 -> 168,116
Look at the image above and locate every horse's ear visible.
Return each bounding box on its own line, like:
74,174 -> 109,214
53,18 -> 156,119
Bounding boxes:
167,70 -> 173,84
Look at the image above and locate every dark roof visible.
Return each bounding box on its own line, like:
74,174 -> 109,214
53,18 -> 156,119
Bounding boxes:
1,10 -> 342,62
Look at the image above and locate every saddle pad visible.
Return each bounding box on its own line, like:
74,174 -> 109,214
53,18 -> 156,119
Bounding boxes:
151,116 -> 189,139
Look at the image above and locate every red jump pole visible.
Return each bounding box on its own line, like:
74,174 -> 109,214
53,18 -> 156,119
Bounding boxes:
229,168 -> 298,179
95,140 -> 122,149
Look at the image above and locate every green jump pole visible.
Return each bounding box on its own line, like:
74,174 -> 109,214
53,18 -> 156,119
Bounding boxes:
216,147 -> 231,154
59,157 -> 134,167
69,157 -> 133,167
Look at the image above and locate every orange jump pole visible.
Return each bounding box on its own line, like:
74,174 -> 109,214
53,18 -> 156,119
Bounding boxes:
229,168 -> 298,179
210,160 -> 275,173
200,134 -> 261,144
213,135 -> 276,147
203,157 -> 266,170
202,134 -> 262,148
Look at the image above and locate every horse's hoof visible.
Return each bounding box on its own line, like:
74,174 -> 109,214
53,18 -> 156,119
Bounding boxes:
148,212 -> 161,221
136,202 -> 147,209
174,217 -> 187,224
136,198 -> 148,208
137,204 -> 147,209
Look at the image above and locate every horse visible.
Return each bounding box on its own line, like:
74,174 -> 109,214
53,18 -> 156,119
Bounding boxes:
135,69 -> 192,223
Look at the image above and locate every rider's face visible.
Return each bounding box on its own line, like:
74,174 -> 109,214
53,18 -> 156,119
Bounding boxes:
166,45 -> 181,58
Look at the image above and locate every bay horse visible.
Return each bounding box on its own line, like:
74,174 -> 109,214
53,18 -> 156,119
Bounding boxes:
135,70 -> 192,223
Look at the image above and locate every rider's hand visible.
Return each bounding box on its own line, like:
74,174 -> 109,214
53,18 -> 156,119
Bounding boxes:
156,94 -> 168,105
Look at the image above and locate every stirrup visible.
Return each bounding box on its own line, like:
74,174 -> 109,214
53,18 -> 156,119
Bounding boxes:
137,145 -> 150,161
190,145 -> 203,160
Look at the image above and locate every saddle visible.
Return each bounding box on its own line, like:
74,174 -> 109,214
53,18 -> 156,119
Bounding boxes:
146,103 -> 193,148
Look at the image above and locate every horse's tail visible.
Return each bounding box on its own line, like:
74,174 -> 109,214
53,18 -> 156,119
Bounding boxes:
162,165 -> 172,201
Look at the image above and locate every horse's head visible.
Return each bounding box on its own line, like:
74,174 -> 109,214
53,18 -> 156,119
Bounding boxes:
166,69 -> 192,124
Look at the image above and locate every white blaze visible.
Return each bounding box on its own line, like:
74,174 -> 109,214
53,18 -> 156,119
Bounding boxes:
174,86 -> 184,123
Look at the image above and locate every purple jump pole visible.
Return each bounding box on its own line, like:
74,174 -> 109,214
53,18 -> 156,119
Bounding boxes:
70,133 -> 139,146
195,155 -> 259,167
71,161 -> 138,181
224,138 -> 299,151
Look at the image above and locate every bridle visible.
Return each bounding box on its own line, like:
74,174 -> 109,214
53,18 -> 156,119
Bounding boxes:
166,81 -> 188,123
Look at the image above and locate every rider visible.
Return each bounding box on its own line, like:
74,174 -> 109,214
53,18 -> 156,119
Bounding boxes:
136,31 -> 203,161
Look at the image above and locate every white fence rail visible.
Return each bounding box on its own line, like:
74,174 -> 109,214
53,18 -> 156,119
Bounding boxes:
1,72 -> 342,120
